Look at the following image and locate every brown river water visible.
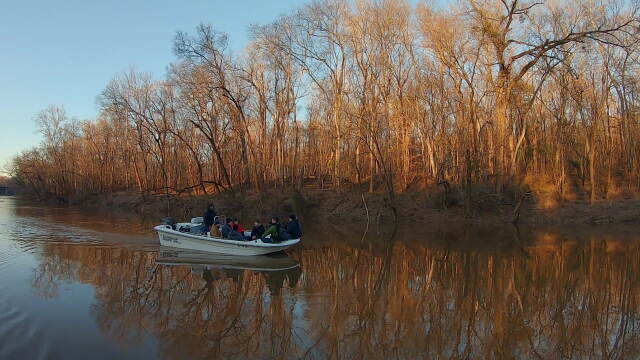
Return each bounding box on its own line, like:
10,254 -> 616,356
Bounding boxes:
1,196 -> 640,359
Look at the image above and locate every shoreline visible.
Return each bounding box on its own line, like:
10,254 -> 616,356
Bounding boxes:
21,187 -> 640,227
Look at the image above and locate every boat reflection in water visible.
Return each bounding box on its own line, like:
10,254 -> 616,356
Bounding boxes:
156,247 -> 301,272
156,248 -> 303,298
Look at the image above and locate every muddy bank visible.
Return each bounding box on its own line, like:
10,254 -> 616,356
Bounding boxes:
47,187 -> 640,226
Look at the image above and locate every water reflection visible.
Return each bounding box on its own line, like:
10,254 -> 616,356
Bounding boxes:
27,227 -> 640,359
157,248 -> 301,272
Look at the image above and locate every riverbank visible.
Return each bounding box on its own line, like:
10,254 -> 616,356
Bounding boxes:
43,184 -> 640,226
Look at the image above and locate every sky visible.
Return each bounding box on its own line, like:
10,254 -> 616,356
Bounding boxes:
0,0 -> 429,174
0,0 -> 311,172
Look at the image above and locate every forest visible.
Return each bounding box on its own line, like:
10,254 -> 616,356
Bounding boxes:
9,0 -> 640,217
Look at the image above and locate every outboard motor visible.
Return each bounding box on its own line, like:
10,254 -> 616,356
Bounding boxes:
161,217 -> 176,230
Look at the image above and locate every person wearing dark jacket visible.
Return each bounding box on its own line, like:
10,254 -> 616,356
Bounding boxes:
221,218 -> 244,241
261,217 -> 281,243
285,214 -> 302,238
220,218 -> 233,238
203,204 -> 216,232
250,220 -> 265,240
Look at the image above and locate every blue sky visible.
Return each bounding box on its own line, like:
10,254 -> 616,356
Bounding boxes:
0,0 -> 309,171
0,0 -> 428,173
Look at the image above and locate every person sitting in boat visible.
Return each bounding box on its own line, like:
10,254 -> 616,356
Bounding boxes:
220,218 -> 233,238
261,217 -> 282,243
210,223 -> 222,238
203,204 -> 217,233
285,214 -> 302,238
221,217 -> 244,241
250,219 -> 265,240
232,218 -> 245,233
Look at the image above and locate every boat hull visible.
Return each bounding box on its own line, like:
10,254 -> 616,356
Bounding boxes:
155,225 -> 300,256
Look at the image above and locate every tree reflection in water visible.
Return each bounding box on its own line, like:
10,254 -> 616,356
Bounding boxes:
31,228 -> 640,359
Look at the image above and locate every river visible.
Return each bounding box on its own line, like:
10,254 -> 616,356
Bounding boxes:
1,196 -> 639,359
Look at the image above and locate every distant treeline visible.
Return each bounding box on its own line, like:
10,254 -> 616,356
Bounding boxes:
0,176 -> 17,195
10,0 -> 640,210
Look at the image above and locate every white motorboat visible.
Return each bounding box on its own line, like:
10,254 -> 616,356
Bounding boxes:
154,217 -> 300,256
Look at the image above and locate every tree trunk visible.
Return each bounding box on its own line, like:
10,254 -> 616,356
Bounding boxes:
589,140 -> 596,204
495,80 -> 510,195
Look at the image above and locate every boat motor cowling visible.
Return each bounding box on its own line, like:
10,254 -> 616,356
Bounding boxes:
161,217 -> 176,230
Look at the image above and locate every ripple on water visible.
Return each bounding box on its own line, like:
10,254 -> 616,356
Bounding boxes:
0,299 -> 51,360
0,250 -> 18,271
0,216 -> 105,271
0,238 -> 22,272
8,216 -> 103,244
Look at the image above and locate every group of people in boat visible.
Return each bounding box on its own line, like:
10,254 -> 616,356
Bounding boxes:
202,204 -> 302,243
